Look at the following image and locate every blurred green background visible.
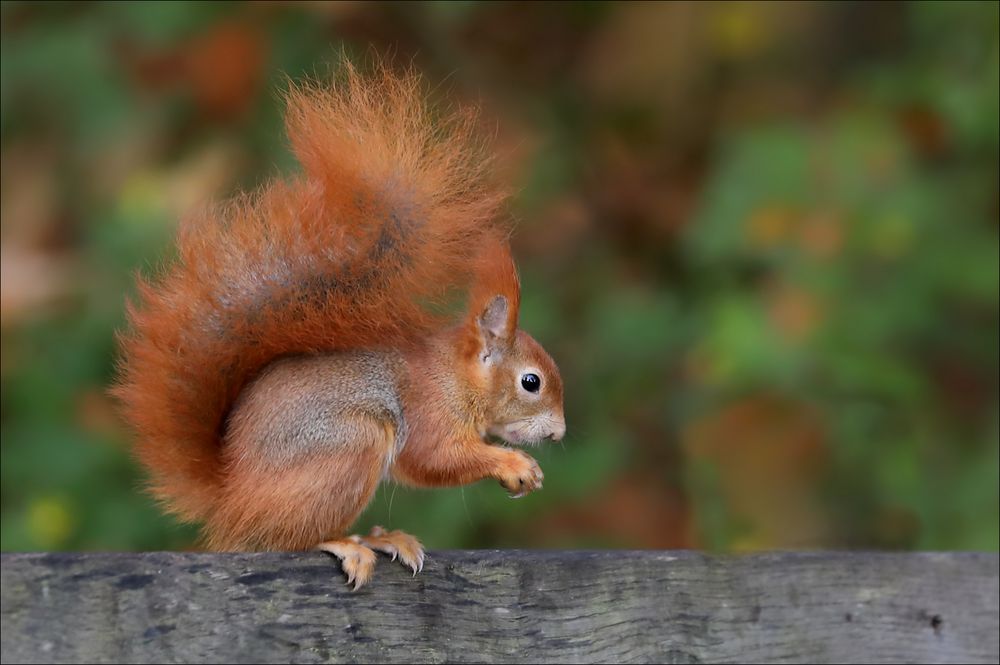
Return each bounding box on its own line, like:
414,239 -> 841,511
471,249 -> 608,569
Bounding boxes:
1,1 -> 997,553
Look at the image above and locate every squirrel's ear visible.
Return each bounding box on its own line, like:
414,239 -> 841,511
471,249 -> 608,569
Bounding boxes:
468,238 -> 520,363
476,294 -> 514,364
480,295 -> 510,338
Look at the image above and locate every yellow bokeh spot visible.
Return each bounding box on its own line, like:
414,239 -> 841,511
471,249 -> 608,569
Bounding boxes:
28,497 -> 74,549
731,534 -> 769,552
119,172 -> 167,222
711,4 -> 767,59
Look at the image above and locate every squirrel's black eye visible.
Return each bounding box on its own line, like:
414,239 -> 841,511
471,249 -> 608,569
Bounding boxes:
521,373 -> 541,393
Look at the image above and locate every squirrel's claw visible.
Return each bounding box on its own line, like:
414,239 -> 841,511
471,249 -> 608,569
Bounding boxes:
412,551 -> 425,576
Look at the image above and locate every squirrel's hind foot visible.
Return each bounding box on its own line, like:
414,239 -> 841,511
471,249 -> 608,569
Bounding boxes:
316,537 -> 378,591
316,527 -> 424,589
360,526 -> 425,576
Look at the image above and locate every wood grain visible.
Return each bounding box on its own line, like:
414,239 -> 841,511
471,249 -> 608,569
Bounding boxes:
2,551 -> 997,664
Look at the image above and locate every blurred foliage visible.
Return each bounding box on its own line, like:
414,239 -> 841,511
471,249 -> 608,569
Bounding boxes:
1,1 -> 997,553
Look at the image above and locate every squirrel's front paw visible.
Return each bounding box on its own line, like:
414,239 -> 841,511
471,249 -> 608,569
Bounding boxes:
495,449 -> 543,498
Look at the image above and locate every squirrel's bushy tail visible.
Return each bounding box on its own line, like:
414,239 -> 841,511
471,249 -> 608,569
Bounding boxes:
113,63 -> 509,523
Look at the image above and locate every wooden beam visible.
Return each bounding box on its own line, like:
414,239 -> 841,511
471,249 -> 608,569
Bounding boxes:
2,551 -> 997,663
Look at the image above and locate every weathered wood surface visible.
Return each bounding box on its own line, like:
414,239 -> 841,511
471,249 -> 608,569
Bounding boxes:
1,551 -> 997,664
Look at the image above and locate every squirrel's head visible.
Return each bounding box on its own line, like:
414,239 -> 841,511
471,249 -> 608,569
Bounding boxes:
460,244 -> 565,445
474,297 -> 565,445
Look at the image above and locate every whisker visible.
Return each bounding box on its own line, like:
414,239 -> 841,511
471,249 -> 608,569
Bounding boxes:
388,483 -> 399,522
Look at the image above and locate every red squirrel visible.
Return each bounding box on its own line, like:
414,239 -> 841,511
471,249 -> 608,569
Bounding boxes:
113,63 -> 565,589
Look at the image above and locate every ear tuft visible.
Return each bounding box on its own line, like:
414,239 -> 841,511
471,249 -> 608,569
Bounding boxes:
465,238 -> 520,363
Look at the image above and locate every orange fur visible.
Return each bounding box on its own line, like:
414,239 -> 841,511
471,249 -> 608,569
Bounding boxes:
112,62 -> 509,525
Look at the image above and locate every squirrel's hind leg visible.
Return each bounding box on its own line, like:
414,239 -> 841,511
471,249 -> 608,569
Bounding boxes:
358,526 -> 424,575
208,412 -> 395,567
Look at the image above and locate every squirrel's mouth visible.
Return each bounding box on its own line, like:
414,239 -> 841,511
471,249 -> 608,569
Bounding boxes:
487,418 -> 563,447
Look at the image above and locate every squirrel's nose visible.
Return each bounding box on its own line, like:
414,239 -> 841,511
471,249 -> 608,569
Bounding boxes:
548,419 -> 566,442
